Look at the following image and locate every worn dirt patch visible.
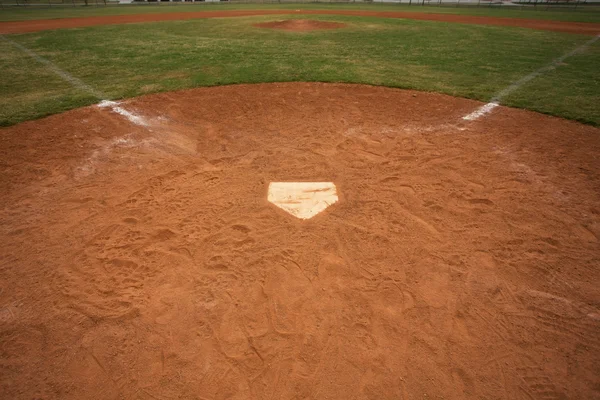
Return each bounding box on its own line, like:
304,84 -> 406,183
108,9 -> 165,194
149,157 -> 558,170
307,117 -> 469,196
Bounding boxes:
253,19 -> 346,32
1,83 -> 599,399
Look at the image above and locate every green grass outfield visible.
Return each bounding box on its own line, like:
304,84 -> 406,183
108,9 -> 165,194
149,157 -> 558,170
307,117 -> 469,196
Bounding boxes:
1,2 -> 599,23
1,14 -> 599,126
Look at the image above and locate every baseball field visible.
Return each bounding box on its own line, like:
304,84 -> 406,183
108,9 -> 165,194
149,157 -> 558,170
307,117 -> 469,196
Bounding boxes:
0,3 -> 599,399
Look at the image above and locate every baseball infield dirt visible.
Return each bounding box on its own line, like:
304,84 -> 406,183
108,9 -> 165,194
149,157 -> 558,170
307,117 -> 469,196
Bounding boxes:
0,83 -> 599,399
254,19 -> 347,31
1,9 -> 599,35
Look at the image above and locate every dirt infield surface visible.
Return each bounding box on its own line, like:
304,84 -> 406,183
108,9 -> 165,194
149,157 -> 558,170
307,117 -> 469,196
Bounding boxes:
1,83 -> 599,399
254,19 -> 347,32
1,9 -> 599,35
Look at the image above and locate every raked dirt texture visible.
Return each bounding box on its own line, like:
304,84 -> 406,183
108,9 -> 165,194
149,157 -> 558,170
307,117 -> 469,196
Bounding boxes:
0,83 -> 599,399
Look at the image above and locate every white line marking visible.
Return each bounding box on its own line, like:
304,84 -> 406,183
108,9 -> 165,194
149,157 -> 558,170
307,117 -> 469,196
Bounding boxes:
1,35 -> 106,99
463,34 -> 600,121
1,35 -> 148,126
97,100 -> 148,126
463,102 -> 499,121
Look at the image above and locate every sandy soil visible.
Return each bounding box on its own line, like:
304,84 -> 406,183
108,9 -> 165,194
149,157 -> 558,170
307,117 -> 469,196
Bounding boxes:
1,9 -> 599,35
254,19 -> 346,32
0,83 -> 599,399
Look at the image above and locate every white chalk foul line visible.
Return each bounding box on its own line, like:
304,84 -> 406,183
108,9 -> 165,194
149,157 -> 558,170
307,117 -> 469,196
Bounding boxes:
1,35 -> 105,99
462,102 -> 499,121
463,34 -> 600,121
1,35 -> 147,126
97,100 -> 148,126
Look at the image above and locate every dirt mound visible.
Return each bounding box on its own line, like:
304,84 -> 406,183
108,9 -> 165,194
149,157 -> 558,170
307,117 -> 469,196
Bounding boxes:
253,19 -> 346,32
1,83 -> 599,399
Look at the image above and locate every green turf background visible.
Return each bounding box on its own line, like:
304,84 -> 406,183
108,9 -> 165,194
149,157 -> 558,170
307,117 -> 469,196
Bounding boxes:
1,12 -> 599,126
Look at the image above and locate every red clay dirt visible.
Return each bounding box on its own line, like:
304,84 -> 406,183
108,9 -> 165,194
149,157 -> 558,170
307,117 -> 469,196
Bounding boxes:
1,9 -> 599,35
254,19 -> 346,32
1,83 -> 599,399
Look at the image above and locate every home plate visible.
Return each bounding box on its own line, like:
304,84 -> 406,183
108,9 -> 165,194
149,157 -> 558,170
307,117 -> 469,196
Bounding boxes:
268,182 -> 338,220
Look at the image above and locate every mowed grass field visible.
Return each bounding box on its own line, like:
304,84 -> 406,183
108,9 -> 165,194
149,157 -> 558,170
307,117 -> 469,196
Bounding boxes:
1,10 -> 599,126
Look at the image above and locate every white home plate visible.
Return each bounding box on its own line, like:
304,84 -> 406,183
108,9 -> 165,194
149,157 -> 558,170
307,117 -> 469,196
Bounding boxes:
268,182 -> 338,220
